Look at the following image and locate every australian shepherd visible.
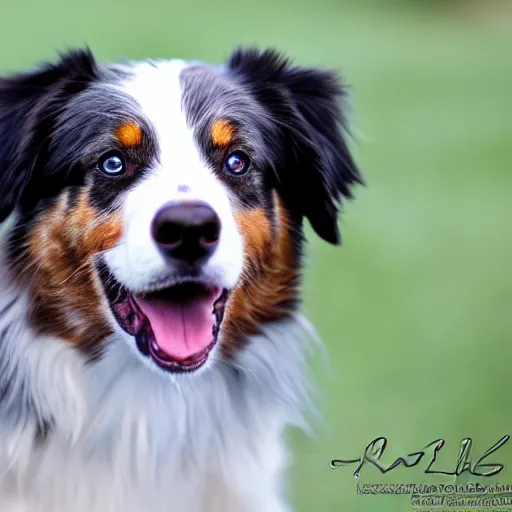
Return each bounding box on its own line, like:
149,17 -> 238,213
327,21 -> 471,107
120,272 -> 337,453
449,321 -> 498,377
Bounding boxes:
0,47 -> 361,511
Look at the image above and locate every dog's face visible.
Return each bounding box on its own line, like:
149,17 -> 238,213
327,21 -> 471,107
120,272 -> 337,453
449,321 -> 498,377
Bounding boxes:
0,49 -> 361,376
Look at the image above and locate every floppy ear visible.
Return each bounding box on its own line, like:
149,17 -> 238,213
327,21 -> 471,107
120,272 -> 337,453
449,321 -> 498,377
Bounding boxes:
0,49 -> 98,222
227,48 -> 363,244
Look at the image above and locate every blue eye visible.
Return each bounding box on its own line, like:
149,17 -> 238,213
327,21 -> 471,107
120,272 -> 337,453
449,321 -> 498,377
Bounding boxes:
224,152 -> 250,176
99,153 -> 125,176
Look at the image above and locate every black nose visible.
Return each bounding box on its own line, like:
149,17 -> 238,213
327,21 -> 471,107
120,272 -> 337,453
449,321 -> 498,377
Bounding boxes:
151,201 -> 221,264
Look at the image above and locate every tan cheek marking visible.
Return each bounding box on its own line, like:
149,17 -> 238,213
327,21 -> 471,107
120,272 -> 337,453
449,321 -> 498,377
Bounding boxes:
114,121 -> 142,147
26,190 -> 123,347
211,119 -> 235,147
273,193 -> 295,266
66,190 -> 123,253
223,198 -> 298,355
234,208 -> 273,263
87,216 -> 123,253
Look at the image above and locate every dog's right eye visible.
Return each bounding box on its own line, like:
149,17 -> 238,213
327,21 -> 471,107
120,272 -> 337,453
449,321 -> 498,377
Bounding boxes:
98,152 -> 126,176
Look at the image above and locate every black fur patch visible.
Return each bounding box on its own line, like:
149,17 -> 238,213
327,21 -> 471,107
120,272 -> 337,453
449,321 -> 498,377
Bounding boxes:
0,49 -> 99,221
227,47 -> 363,245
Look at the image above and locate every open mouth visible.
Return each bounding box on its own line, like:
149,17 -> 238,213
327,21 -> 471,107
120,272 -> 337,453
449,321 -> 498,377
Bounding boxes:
98,265 -> 229,373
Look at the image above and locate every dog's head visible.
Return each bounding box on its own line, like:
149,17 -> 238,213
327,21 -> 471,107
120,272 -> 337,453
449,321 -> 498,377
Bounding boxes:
0,48 -> 361,376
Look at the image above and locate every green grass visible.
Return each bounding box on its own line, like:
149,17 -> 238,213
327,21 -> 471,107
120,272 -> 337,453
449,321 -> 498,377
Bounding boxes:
1,1 -> 511,510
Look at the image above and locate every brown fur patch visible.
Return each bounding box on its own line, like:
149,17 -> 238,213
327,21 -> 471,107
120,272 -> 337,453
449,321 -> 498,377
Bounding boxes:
24,189 -> 122,351
233,208 -> 273,265
223,196 -> 299,355
114,121 -> 142,148
211,119 -> 235,147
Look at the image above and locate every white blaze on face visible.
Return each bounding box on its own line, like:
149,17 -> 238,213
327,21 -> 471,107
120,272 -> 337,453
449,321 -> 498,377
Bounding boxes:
103,60 -> 243,293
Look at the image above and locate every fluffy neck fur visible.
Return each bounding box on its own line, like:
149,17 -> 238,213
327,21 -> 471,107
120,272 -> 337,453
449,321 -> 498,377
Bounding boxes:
0,229 -> 314,512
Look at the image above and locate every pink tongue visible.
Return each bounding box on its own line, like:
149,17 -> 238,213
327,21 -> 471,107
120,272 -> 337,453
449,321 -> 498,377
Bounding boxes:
135,291 -> 217,361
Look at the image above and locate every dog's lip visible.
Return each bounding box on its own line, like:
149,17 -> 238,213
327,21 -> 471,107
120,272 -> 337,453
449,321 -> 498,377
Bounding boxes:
149,339 -> 216,371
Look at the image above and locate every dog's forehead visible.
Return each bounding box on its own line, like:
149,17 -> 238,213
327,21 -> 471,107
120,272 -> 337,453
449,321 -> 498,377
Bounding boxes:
118,60 -> 188,153
115,59 -> 267,156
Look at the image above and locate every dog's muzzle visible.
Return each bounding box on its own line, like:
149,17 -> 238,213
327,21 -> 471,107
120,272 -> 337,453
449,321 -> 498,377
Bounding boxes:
100,201 -> 231,374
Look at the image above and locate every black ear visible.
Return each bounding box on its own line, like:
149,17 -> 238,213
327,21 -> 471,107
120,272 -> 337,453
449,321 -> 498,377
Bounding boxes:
227,48 -> 363,245
0,48 -> 98,222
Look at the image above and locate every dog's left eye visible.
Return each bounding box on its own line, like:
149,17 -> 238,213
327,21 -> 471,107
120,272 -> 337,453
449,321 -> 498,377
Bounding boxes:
224,152 -> 250,176
98,152 -> 126,176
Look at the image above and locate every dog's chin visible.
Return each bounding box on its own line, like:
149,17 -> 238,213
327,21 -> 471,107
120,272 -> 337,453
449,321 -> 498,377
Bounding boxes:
97,264 -> 230,374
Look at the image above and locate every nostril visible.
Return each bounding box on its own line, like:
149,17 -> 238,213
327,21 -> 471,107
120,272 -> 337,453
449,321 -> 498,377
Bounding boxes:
199,220 -> 220,246
154,220 -> 182,248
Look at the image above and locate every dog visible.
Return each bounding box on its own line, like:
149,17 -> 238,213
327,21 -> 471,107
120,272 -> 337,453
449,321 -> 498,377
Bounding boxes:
0,47 -> 361,511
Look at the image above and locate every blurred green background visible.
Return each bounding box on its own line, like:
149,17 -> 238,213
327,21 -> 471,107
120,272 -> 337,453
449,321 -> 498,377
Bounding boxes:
1,0 -> 511,510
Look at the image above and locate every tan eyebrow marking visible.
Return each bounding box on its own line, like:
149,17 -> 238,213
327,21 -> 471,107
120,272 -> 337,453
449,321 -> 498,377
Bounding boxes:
114,122 -> 142,147
211,119 -> 235,147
